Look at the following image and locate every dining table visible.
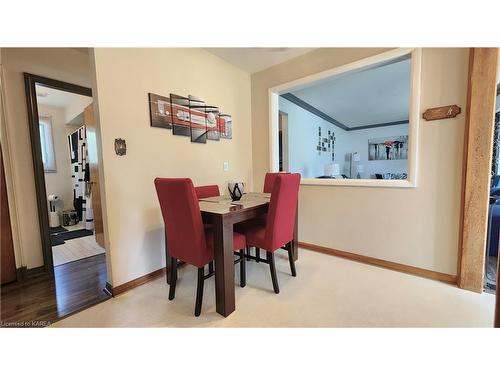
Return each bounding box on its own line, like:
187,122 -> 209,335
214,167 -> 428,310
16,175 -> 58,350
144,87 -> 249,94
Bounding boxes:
195,192 -> 298,317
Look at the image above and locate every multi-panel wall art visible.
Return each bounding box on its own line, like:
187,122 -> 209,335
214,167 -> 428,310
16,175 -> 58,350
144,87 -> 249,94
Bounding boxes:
316,126 -> 335,161
148,93 -> 232,143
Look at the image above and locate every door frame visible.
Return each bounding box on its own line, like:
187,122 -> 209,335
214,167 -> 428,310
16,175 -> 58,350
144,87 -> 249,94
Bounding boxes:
458,48 -> 499,293
24,73 -> 92,273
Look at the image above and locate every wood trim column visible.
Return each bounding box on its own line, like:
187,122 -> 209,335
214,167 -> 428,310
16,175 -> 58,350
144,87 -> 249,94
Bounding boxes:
458,48 -> 499,292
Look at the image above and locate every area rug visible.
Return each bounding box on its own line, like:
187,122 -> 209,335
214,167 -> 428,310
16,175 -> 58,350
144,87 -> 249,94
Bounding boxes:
49,226 -> 68,235
51,229 -> 94,247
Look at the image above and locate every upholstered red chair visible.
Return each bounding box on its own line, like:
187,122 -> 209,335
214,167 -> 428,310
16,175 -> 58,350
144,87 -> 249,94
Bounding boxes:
154,178 -> 246,316
252,172 -> 292,263
240,173 -> 300,293
195,184 -> 220,199
195,184 -> 220,256
263,172 -> 279,193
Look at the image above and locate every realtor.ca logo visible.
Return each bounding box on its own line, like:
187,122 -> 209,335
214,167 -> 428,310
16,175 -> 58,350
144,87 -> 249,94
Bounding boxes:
1,320 -> 51,328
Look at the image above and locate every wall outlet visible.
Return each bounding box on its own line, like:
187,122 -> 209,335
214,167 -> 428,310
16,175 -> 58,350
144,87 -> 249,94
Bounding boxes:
223,161 -> 229,172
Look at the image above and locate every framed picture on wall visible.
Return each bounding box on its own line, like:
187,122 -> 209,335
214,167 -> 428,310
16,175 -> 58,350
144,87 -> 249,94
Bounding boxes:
170,94 -> 191,136
148,93 -> 173,129
368,135 -> 408,161
188,95 -> 207,143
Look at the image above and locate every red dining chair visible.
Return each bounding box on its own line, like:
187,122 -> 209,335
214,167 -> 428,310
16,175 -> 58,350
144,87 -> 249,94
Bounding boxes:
240,173 -> 300,293
154,178 -> 246,316
195,184 -> 220,199
252,172 -> 292,263
195,184 -> 220,273
263,172 -> 280,193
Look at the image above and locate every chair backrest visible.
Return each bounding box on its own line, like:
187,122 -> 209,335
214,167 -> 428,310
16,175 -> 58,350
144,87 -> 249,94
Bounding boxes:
154,178 -> 210,268
195,184 -> 220,199
264,173 -> 301,250
263,172 -> 290,193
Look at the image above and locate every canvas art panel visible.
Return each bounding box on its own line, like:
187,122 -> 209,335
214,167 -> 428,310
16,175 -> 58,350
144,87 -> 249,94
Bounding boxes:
219,113 -> 232,139
205,106 -> 220,141
188,95 -> 207,143
368,135 -> 408,161
170,94 -> 191,136
148,93 -> 172,129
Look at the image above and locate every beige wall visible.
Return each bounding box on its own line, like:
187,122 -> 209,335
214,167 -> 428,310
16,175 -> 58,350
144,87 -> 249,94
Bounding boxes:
91,48 -> 252,286
251,48 -> 469,275
39,104 -> 74,211
1,48 -> 92,269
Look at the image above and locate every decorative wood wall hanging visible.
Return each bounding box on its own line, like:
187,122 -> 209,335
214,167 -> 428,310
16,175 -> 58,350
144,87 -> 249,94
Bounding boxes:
148,93 -> 232,143
422,105 -> 461,121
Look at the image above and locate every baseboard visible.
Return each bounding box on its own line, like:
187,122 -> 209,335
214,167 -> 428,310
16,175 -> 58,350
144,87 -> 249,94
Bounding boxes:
112,267 -> 166,296
16,265 -> 46,281
299,242 -> 457,285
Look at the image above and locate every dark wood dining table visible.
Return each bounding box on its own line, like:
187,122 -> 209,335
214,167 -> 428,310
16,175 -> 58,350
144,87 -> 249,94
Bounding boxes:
197,192 -> 298,317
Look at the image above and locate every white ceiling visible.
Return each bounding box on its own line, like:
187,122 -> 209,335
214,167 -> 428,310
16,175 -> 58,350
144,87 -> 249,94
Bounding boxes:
206,48 -> 315,74
36,85 -> 88,108
35,84 -> 92,124
288,57 -> 411,128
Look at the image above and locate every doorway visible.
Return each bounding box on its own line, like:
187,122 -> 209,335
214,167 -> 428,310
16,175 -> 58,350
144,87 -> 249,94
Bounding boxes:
278,110 -> 288,172
1,74 -> 110,325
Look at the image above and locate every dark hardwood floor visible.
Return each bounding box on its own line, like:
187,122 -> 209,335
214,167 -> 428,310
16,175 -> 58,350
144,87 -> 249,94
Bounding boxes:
1,254 -> 110,327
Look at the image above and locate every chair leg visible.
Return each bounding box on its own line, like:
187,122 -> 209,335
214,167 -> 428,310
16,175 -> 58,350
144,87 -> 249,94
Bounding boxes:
168,257 -> 177,300
287,246 -> 297,277
166,256 -> 171,285
239,249 -> 246,287
194,267 -> 205,317
208,261 -> 214,274
267,251 -> 280,294
255,247 -> 261,263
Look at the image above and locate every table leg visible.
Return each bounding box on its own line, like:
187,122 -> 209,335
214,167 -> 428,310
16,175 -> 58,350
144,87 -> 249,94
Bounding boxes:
213,215 -> 235,317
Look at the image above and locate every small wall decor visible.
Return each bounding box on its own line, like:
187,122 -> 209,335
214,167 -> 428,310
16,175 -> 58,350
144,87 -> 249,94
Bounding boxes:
148,93 -> 173,129
368,135 -> 408,160
316,125 -> 335,161
148,93 -> 233,143
423,105 -> 461,121
115,138 -> 126,156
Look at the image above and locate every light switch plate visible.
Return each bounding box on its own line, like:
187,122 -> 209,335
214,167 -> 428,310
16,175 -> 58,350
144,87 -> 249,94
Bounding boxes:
223,161 -> 229,172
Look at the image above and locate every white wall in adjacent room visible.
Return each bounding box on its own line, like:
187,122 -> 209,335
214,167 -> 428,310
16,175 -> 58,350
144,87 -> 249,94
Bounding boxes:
39,104 -> 75,212
341,124 -> 409,179
281,95 -> 409,179
279,96 -> 347,178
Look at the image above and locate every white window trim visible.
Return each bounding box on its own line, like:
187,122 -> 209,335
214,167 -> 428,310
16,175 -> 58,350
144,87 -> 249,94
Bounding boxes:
268,47 -> 422,188
39,115 -> 57,173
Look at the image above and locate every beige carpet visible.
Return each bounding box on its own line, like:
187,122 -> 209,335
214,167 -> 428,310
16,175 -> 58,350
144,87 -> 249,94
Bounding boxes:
51,248 -> 495,327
